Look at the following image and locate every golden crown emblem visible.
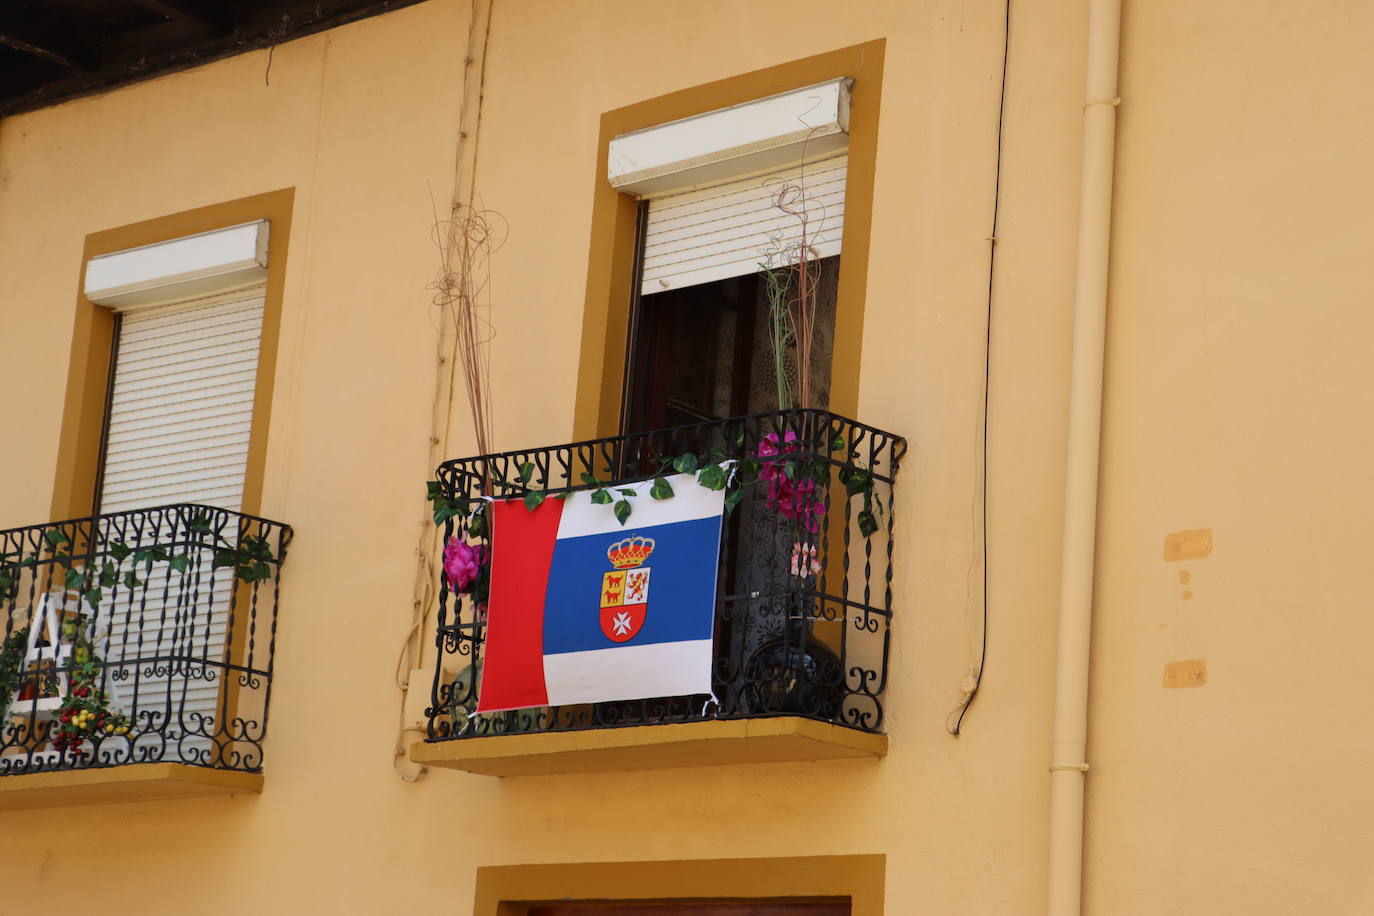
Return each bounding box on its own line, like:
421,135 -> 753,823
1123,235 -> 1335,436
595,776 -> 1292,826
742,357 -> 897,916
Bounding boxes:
607,535 -> 655,569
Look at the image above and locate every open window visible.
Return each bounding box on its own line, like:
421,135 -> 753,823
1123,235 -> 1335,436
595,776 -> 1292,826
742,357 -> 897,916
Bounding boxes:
613,80 -> 852,436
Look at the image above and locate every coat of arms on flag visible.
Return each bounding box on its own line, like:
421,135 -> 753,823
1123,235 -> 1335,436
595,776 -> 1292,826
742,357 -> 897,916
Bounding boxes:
600,537 -> 653,642
474,473 -> 724,714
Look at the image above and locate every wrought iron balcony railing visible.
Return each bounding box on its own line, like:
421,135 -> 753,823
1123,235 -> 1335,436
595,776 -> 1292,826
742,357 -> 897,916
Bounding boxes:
426,409 -> 905,743
0,504 -> 291,775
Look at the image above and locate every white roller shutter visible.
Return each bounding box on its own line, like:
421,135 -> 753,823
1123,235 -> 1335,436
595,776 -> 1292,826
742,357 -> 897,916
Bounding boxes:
97,287 -> 265,762
640,154 -> 847,296
99,288 -> 265,514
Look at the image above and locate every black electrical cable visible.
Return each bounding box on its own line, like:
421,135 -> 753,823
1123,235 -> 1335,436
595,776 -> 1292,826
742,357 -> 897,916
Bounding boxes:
952,0 -> 1011,736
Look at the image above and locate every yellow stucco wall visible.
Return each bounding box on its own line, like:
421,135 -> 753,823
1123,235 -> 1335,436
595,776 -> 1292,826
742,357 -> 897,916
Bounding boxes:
0,0 -> 1370,913
1086,2 -> 1374,911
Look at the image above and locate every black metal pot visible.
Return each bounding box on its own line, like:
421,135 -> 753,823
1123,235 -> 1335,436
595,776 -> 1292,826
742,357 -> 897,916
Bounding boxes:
743,615 -> 842,719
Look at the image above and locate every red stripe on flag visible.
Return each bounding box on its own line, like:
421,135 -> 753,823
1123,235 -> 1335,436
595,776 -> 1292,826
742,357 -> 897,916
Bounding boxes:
475,496 -> 564,712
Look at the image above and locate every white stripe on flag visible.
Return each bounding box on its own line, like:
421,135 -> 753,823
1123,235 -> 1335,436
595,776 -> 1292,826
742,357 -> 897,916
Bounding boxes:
543,638 -> 715,706
556,471 -> 725,539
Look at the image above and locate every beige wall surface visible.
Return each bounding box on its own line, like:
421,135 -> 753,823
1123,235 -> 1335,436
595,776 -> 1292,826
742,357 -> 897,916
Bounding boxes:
1,0 -> 1367,913
1086,1 -> 1374,913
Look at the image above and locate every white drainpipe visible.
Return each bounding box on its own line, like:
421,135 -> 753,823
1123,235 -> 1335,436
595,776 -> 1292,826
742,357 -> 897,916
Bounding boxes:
1047,0 -> 1123,913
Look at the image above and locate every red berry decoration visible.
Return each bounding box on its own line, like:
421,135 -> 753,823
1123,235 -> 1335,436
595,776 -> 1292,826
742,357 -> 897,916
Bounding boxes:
42,615 -> 135,753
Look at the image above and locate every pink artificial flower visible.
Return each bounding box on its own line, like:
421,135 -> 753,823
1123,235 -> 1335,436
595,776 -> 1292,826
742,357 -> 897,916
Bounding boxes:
443,538 -> 487,593
775,478 -> 819,526
790,541 -> 821,578
757,431 -> 825,532
756,431 -> 799,479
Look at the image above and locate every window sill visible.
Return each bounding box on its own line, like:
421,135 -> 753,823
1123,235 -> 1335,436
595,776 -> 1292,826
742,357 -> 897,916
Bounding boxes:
409,716 -> 886,777
0,763 -> 263,810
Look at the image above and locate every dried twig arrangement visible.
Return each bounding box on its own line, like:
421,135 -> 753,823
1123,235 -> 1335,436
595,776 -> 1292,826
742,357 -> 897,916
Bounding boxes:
428,203 -> 508,457
756,90 -> 837,411
759,172 -> 829,410
759,236 -> 796,410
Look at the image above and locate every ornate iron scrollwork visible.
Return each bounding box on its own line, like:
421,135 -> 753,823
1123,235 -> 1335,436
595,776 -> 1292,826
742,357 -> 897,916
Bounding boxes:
426,409 -> 904,743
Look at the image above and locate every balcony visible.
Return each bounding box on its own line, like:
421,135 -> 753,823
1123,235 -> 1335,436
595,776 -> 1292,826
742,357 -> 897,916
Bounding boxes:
413,409 -> 905,776
0,504 -> 291,808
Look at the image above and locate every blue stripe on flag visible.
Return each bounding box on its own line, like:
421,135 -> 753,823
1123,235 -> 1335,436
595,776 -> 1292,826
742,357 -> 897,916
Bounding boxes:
542,515 -> 722,655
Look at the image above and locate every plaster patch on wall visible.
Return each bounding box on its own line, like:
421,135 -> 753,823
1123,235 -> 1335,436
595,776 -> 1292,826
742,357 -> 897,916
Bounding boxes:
1163,528 -> 1213,562
1163,659 -> 1207,688
1178,570 -> 1191,584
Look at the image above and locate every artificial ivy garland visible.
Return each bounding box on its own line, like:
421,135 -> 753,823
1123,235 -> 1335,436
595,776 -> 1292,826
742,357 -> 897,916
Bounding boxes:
0,512 -> 278,754
0,626 -> 29,726
427,428 -> 885,599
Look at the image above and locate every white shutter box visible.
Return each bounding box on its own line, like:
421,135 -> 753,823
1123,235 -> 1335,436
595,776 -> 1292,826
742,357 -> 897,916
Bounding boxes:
84,220 -> 269,309
608,78 -> 851,197
640,154 -> 847,296
98,288 -> 266,515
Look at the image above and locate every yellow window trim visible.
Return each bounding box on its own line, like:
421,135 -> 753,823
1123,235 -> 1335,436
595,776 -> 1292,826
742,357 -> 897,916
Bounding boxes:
51,188 -> 295,521
476,854 -> 885,916
572,40 -> 887,440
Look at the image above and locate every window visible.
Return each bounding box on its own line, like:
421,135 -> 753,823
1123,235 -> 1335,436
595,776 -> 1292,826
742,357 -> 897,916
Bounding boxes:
83,217 -> 274,516
612,81 -> 851,436
79,220 -> 273,761
51,189 -> 294,523
2,192 -> 293,787
572,42 -> 885,440
96,287 -> 266,515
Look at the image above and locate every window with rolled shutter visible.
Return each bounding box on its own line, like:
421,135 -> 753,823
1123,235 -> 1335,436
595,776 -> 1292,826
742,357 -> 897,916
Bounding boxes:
611,78 -> 853,434
98,288 -> 265,514
96,286 -> 266,759
625,152 -> 847,435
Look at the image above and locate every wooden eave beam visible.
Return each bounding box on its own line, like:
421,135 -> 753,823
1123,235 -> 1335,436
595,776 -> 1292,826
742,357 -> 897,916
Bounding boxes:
0,0 -> 433,119
0,32 -> 73,69
0,5 -> 102,72
127,0 -> 227,36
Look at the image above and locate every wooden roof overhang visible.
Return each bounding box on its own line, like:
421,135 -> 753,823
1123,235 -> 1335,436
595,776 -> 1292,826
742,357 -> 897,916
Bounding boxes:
0,0 -> 430,118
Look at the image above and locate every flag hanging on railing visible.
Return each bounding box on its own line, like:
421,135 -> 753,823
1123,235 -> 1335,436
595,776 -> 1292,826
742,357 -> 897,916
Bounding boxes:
475,472 -> 725,714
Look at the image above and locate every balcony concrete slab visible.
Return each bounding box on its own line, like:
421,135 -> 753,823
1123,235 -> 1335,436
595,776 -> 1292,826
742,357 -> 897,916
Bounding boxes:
0,763 -> 263,810
410,716 -> 886,777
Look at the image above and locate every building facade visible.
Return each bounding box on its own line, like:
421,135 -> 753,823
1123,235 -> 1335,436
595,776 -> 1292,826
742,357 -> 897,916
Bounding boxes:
1,1 -> 1371,913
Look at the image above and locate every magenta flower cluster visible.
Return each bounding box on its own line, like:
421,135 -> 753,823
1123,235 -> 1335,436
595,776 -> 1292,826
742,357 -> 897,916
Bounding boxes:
756,430 -> 826,534
443,537 -> 487,594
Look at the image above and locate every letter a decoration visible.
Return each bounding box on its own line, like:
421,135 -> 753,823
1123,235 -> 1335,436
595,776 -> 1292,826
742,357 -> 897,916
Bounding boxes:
475,472 -> 725,712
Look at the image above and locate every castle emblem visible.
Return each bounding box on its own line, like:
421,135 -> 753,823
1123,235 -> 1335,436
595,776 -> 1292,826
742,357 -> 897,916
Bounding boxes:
600,535 -> 653,642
